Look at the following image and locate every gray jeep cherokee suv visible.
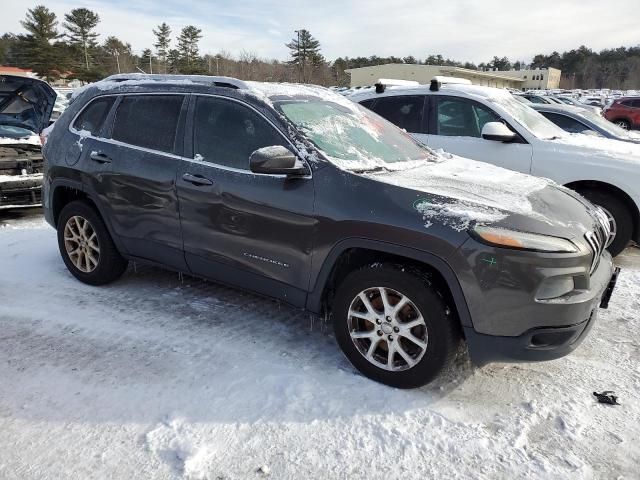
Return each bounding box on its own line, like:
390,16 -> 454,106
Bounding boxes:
42,74 -> 618,388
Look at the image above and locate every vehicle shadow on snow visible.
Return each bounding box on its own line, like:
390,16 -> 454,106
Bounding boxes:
4,242 -> 478,425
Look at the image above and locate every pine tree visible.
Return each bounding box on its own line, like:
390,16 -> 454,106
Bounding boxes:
177,25 -> 202,68
18,5 -> 63,79
141,48 -> 154,73
63,8 -> 100,70
153,22 -> 171,73
286,29 -> 321,83
167,48 -> 180,73
103,36 -> 131,74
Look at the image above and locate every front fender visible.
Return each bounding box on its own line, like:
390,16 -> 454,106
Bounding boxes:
305,237 -> 472,328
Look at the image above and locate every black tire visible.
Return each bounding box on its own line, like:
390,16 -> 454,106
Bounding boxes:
613,119 -> 630,130
332,264 -> 459,389
57,200 -> 128,285
579,189 -> 633,257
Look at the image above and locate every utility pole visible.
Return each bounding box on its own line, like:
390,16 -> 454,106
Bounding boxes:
113,50 -> 121,74
149,54 -> 153,74
295,30 -> 301,83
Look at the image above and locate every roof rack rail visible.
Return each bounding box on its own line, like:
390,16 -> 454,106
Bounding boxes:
430,76 -> 472,92
374,78 -> 420,94
102,73 -> 250,90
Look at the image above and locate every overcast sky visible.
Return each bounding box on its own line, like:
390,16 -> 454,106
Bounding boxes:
2,0 -> 639,63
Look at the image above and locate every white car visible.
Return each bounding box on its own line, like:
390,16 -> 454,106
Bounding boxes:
349,79 -> 640,255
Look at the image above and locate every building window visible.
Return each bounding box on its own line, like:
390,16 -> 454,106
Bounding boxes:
540,75 -> 544,81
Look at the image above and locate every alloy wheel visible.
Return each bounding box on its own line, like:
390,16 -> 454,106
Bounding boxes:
347,287 -> 428,371
63,215 -> 100,273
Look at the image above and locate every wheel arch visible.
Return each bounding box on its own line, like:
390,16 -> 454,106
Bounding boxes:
50,180 -> 90,227
306,239 -> 473,329
565,180 -> 640,242
50,180 -> 128,254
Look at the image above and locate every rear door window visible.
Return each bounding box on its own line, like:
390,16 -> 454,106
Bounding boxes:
369,95 -> 425,133
111,95 -> 185,154
73,96 -> 115,136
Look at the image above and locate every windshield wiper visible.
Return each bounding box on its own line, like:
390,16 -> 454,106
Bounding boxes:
348,166 -> 388,173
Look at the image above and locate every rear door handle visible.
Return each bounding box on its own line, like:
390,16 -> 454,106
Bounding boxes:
182,173 -> 213,186
90,152 -> 112,164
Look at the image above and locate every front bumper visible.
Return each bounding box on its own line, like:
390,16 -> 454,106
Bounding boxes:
0,173 -> 43,209
451,237 -> 617,366
464,309 -> 597,366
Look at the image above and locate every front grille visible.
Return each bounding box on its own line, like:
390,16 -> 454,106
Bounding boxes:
585,223 -> 607,274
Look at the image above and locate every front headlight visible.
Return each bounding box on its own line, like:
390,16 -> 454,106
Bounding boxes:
472,226 -> 578,253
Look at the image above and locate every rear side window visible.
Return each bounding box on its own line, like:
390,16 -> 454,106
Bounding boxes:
369,95 -> 425,133
193,96 -> 286,170
112,95 -> 184,153
541,112 -> 591,134
359,98 -> 376,109
73,97 -> 115,136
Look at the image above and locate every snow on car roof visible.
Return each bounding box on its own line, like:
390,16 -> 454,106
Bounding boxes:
347,82 -> 514,103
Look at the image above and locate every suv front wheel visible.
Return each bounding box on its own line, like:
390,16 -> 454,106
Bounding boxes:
579,189 -> 633,257
332,264 -> 459,388
57,200 -> 128,285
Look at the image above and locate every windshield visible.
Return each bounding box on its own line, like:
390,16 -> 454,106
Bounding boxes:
274,98 -> 434,170
492,95 -> 566,140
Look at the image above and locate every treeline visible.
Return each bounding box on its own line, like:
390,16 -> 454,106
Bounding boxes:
531,46 -> 640,89
0,5 -> 334,84
1,5 -> 640,89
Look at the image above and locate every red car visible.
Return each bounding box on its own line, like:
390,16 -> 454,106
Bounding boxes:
604,97 -> 640,130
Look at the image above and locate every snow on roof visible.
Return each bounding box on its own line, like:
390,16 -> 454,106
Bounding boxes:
348,82 -> 514,103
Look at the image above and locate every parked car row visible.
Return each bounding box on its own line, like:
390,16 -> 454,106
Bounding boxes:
530,103 -> 640,143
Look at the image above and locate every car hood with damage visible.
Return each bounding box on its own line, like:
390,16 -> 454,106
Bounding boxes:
361,153 -> 602,241
0,75 -> 56,135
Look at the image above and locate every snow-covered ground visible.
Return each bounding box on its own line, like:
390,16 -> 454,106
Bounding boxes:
1,209 -> 639,480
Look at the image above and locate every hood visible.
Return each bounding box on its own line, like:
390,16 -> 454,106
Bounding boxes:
363,154 -> 599,238
0,75 -> 56,135
547,133 -> 640,163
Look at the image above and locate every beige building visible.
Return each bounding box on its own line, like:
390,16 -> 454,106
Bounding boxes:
345,64 -> 526,89
498,68 -> 562,90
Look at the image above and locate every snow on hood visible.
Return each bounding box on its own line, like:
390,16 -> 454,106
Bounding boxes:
364,152 -> 554,232
550,133 -> 640,162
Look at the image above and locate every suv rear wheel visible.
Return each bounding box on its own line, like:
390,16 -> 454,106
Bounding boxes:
614,119 -> 630,130
57,200 -> 128,285
579,189 -> 633,257
332,264 -> 459,388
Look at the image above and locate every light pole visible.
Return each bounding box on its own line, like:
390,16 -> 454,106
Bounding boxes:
113,50 -> 121,74
294,29 -> 301,83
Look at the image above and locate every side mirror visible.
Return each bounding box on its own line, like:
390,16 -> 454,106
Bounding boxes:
249,145 -> 307,176
481,122 -> 516,143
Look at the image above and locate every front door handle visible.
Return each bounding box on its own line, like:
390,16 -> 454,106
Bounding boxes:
182,173 -> 213,186
90,152 -> 112,164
